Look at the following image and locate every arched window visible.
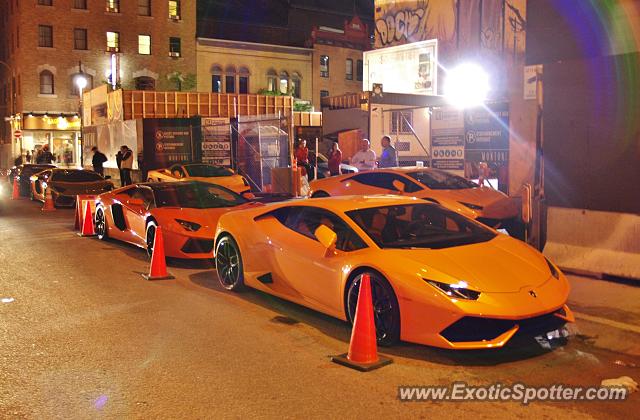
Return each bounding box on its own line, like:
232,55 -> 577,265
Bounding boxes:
225,65 -> 236,94
134,76 -> 155,91
238,67 -> 250,94
266,69 -> 277,92
211,65 -> 222,93
279,71 -> 289,94
40,70 -> 54,94
291,72 -> 301,98
70,73 -> 93,96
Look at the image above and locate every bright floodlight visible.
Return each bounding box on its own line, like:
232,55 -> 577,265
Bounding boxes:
75,75 -> 88,90
444,63 -> 490,109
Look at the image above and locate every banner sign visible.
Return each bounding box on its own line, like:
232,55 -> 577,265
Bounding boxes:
464,102 -> 509,164
201,117 -> 232,166
430,107 -> 465,176
142,119 -> 193,169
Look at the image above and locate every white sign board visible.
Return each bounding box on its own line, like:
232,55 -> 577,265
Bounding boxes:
524,65 -> 542,100
430,107 -> 465,177
202,117 -> 232,166
363,39 -> 438,95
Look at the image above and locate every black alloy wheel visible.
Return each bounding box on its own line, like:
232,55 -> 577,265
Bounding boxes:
347,272 -> 401,346
215,235 -> 245,291
95,207 -> 108,240
146,221 -> 157,257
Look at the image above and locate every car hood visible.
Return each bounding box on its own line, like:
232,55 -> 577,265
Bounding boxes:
386,235 -> 553,293
421,187 -> 518,218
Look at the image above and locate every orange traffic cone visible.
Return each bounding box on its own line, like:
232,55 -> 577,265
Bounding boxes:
331,274 -> 392,371
41,188 -> 56,212
11,177 -> 20,200
77,201 -> 95,236
74,196 -> 83,230
142,226 -> 174,280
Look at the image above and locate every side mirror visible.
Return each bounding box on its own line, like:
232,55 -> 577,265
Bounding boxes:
392,179 -> 406,193
128,198 -> 144,207
314,224 -> 337,251
242,191 -> 255,200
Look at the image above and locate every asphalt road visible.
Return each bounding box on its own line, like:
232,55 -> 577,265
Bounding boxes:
0,197 -> 638,419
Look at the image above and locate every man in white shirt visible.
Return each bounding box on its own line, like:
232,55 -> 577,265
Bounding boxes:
350,139 -> 377,171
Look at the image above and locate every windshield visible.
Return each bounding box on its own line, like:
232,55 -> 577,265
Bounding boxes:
153,182 -> 248,209
184,165 -> 234,178
407,170 -> 478,190
21,165 -> 55,176
346,203 -> 495,249
52,170 -> 103,182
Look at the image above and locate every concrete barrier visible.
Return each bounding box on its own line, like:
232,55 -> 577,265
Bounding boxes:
544,207 -> 640,280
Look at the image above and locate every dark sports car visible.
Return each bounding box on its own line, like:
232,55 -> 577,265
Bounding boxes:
8,164 -> 57,197
30,168 -> 113,207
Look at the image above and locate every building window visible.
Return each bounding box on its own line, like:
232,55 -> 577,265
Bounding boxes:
135,76 -> 155,90
320,55 -> 329,78
73,28 -> 87,50
138,0 -> 151,16
212,75 -> 222,93
291,72 -> 301,98
279,71 -> 289,94
266,69 -> 277,92
106,0 -> 120,12
225,75 -> 235,93
169,37 -> 181,57
73,0 -> 87,9
40,70 -> 54,94
71,73 -> 92,96
169,0 -> 180,20
138,35 -> 151,55
38,25 -> 53,48
320,90 -> 329,98
238,67 -> 249,94
38,0 -> 52,5
391,111 -> 413,134
346,59 -> 353,80
356,59 -> 363,82
107,31 -> 119,52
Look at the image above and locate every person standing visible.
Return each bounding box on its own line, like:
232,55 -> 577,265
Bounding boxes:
116,148 -> 124,186
36,144 -> 54,164
119,146 -> 133,186
327,141 -> 342,176
91,146 -> 108,176
350,139 -> 377,171
25,151 -> 31,163
379,135 -> 398,168
295,139 -> 311,178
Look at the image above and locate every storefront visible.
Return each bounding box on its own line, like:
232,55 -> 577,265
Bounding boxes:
19,113 -> 81,166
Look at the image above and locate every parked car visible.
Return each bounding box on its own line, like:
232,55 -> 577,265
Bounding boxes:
146,163 -> 252,195
214,195 -> 573,349
9,164 -> 56,197
95,181 -> 260,259
30,168 -> 113,207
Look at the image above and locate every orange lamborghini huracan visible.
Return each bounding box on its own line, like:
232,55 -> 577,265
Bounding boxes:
95,181 -> 259,259
214,195 -> 573,349
308,168 -> 522,235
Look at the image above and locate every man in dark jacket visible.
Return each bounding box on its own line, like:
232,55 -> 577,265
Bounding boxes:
91,146 -> 108,176
36,144 -> 54,164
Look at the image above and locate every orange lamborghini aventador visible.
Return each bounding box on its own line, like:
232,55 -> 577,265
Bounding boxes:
308,167 -> 521,235
95,181 -> 259,259
214,195 -> 573,349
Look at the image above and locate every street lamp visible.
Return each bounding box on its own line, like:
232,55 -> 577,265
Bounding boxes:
444,63 -> 490,109
75,64 -> 88,168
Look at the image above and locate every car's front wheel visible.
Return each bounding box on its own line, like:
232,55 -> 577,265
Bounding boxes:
95,207 -> 108,240
346,272 -> 401,346
215,235 -> 245,291
146,221 -> 157,257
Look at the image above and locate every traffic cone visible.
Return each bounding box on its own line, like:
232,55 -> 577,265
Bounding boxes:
142,226 -> 174,280
331,274 -> 392,371
11,177 -> 20,200
41,188 -> 56,212
77,201 -> 95,236
74,196 -> 83,230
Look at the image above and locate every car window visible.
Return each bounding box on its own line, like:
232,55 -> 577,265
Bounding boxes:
170,165 -> 186,178
184,164 -> 234,177
407,170 -> 478,190
130,187 -> 156,209
270,206 -> 367,252
351,172 -> 422,193
152,182 -> 247,209
51,170 -> 103,182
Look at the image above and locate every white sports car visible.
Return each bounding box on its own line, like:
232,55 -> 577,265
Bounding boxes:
146,163 -> 252,195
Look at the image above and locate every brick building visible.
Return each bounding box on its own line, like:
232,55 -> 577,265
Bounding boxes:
0,0 -> 196,168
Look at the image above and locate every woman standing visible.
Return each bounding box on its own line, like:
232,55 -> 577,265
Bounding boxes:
295,139 -> 310,178
327,141 -> 342,176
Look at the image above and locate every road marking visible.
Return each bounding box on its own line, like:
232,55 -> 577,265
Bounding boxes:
573,311 -> 640,334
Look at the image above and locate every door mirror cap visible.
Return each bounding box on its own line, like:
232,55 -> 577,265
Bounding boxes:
242,191 -> 255,200
314,224 -> 337,250
392,179 -> 405,193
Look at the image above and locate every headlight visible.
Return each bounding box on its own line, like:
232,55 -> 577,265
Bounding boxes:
425,279 -> 481,300
458,201 -> 483,210
545,257 -> 560,279
175,219 -> 201,232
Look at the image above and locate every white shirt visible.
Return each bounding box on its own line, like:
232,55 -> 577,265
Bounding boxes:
350,149 -> 377,171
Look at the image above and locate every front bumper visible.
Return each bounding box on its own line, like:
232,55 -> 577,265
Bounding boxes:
162,228 -> 215,259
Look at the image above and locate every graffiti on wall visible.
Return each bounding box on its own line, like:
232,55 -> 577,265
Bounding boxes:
375,3 -> 428,47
